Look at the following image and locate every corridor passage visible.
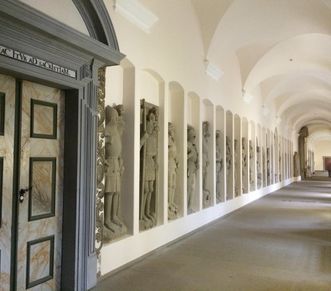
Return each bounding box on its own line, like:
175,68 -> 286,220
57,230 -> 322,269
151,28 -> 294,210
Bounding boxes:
95,181 -> 331,291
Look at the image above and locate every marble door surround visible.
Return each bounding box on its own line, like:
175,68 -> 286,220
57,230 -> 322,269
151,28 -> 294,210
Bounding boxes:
0,1 -> 124,290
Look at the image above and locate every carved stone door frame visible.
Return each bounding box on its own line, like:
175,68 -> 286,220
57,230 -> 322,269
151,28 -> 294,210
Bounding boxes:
0,1 -> 124,290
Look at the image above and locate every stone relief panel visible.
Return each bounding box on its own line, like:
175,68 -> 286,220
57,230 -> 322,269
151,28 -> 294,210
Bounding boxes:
267,147 -> 270,186
249,140 -> 255,190
168,122 -> 179,220
234,139 -> 239,197
202,121 -> 211,208
140,100 -> 159,231
216,130 -> 224,202
103,104 -> 127,241
242,137 -> 248,193
187,125 -> 199,213
226,136 -> 232,197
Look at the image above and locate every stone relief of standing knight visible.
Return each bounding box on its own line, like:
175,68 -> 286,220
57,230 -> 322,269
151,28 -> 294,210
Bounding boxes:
202,121 -> 211,207
226,136 -> 232,196
242,137 -> 247,193
216,130 -> 224,202
168,122 -> 179,220
249,140 -> 255,188
187,125 -> 199,213
140,101 -> 159,230
234,139 -> 239,197
103,104 -> 127,241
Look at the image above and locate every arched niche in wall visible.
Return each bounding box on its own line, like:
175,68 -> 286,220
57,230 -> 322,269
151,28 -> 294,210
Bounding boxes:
103,59 -> 135,241
202,99 -> 215,208
270,130 -> 274,185
266,129 -> 271,186
242,117 -> 249,194
137,69 -> 165,231
257,124 -> 262,189
216,106 -> 225,203
226,110 -> 234,200
274,128 -> 279,183
187,92 -> 201,213
249,121 -> 256,191
262,127 -> 267,187
168,82 -> 185,220
234,114 -> 241,197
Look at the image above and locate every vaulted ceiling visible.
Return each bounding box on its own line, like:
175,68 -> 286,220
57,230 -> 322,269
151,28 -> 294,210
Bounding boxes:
192,0 -> 331,144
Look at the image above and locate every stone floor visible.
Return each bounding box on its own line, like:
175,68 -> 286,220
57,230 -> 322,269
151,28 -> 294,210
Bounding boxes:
94,181 -> 331,291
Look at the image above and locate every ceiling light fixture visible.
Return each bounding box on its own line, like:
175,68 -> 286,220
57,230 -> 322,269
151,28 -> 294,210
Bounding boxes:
113,0 -> 158,33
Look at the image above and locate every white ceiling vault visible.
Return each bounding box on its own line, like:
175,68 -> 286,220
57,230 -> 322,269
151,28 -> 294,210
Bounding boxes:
191,0 -> 331,145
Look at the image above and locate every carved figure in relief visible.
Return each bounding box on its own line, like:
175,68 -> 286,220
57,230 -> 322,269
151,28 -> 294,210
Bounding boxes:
103,104 -> 127,241
249,140 -> 254,188
267,148 -> 270,185
140,101 -> 159,230
256,141 -> 262,189
226,136 -> 232,196
242,137 -> 247,193
187,125 -> 199,213
216,130 -> 224,202
168,123 -> 179,220
202,121 -> 211,207
234,139 -> 239,196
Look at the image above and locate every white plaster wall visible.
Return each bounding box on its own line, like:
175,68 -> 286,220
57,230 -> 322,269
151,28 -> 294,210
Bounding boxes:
313,140 -> 331,170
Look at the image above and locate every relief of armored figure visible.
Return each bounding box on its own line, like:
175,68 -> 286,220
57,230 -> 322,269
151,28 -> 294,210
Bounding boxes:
242,137 -> 247,193
168,123 -> 179,220
249,140 -> 255,188
216,130 -> 224,202
187,125 -> 199,213
234,139 -> 239,197
202,121 -> 211,207
103,104 -> 127,241
140,102 -> 159,230
226,136 -> 232,196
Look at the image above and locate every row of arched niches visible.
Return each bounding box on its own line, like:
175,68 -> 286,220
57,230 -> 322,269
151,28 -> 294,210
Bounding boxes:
97,62 -> 294,245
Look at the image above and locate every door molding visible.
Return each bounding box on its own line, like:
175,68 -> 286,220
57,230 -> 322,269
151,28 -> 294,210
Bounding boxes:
0,1 -> 125,290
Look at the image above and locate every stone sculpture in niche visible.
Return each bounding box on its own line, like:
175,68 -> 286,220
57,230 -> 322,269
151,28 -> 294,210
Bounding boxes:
234,139 -> 239,197
168,122 -> 179,220
103,104 -> 127,241
226,136 -> 232,196
187,125 -> 199,213
140,100 -> 159,230
242,137 -> 247,193
256,142 -> 262,189
293,151 -> 300,177
267,148 -> 270,185
249,140 -> 254,188
202,121 -> 211,207
216,130 -> 224,202
262,147 -> 266,186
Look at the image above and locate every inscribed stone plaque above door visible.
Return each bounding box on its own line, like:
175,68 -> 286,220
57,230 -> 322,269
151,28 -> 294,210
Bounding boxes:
30,99 -> 58,139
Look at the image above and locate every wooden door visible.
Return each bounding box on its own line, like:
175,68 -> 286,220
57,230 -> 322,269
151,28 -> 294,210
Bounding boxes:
0,74 -> 65,290
16,81 -> 64,290
0,74 -> 16,291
